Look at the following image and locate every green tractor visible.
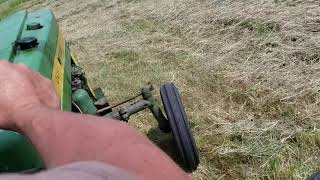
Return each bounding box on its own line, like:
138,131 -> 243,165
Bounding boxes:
0,9 -> 199,172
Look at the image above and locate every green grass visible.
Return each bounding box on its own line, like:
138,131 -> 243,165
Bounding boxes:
0,0 -> 39,19
0,0 -> 8,4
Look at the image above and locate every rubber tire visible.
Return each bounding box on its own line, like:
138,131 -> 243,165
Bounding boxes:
308,172 -> 320,180
160,83 -> 199,171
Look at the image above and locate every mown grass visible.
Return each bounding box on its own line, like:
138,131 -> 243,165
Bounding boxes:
30,0 -> 320,179
83,16 -> 318,179
75,1 -> 320,179
0,0 -> 8,4
0,0 -> 42,19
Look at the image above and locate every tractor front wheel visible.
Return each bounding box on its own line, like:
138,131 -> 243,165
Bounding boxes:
160,83 -> 199,171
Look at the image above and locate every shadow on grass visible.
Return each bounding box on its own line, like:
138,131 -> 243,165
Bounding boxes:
147,127 -> 191,172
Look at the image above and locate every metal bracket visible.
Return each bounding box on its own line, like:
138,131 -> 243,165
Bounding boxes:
101,84 -> 170,132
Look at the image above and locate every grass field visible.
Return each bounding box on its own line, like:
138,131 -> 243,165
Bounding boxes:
0,0 -> 42,19
2,0 -> 320,179
0,0 -> 8,4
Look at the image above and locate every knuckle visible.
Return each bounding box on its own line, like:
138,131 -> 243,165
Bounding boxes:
16,63 -> 28,69
0,61 -> 11,66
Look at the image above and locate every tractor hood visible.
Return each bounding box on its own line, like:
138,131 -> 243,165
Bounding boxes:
0,9 -> 58,78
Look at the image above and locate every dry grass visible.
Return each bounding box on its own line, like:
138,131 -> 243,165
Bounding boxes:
30,0 -> 320,179
0,0 -> 43,18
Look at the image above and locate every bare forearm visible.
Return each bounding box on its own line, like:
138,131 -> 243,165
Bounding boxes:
13,107 -> 189,180
0,62 -> 188,178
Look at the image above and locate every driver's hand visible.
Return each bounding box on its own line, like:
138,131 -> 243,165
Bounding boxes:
0,61 -> 60,129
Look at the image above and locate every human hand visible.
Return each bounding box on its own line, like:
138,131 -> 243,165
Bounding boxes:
0,61 -> 59,129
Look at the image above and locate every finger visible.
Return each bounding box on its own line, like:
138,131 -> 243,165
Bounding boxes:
33,73 -> 60,109
0,61 -> 16,74
16,63 -> 39,81
16,63 -> 60,109
0,61 -> 13,68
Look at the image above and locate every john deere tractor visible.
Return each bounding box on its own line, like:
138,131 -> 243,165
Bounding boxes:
0,9 -> 199,172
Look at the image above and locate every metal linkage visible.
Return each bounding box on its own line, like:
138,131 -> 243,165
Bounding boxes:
101,84 -> 170,132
